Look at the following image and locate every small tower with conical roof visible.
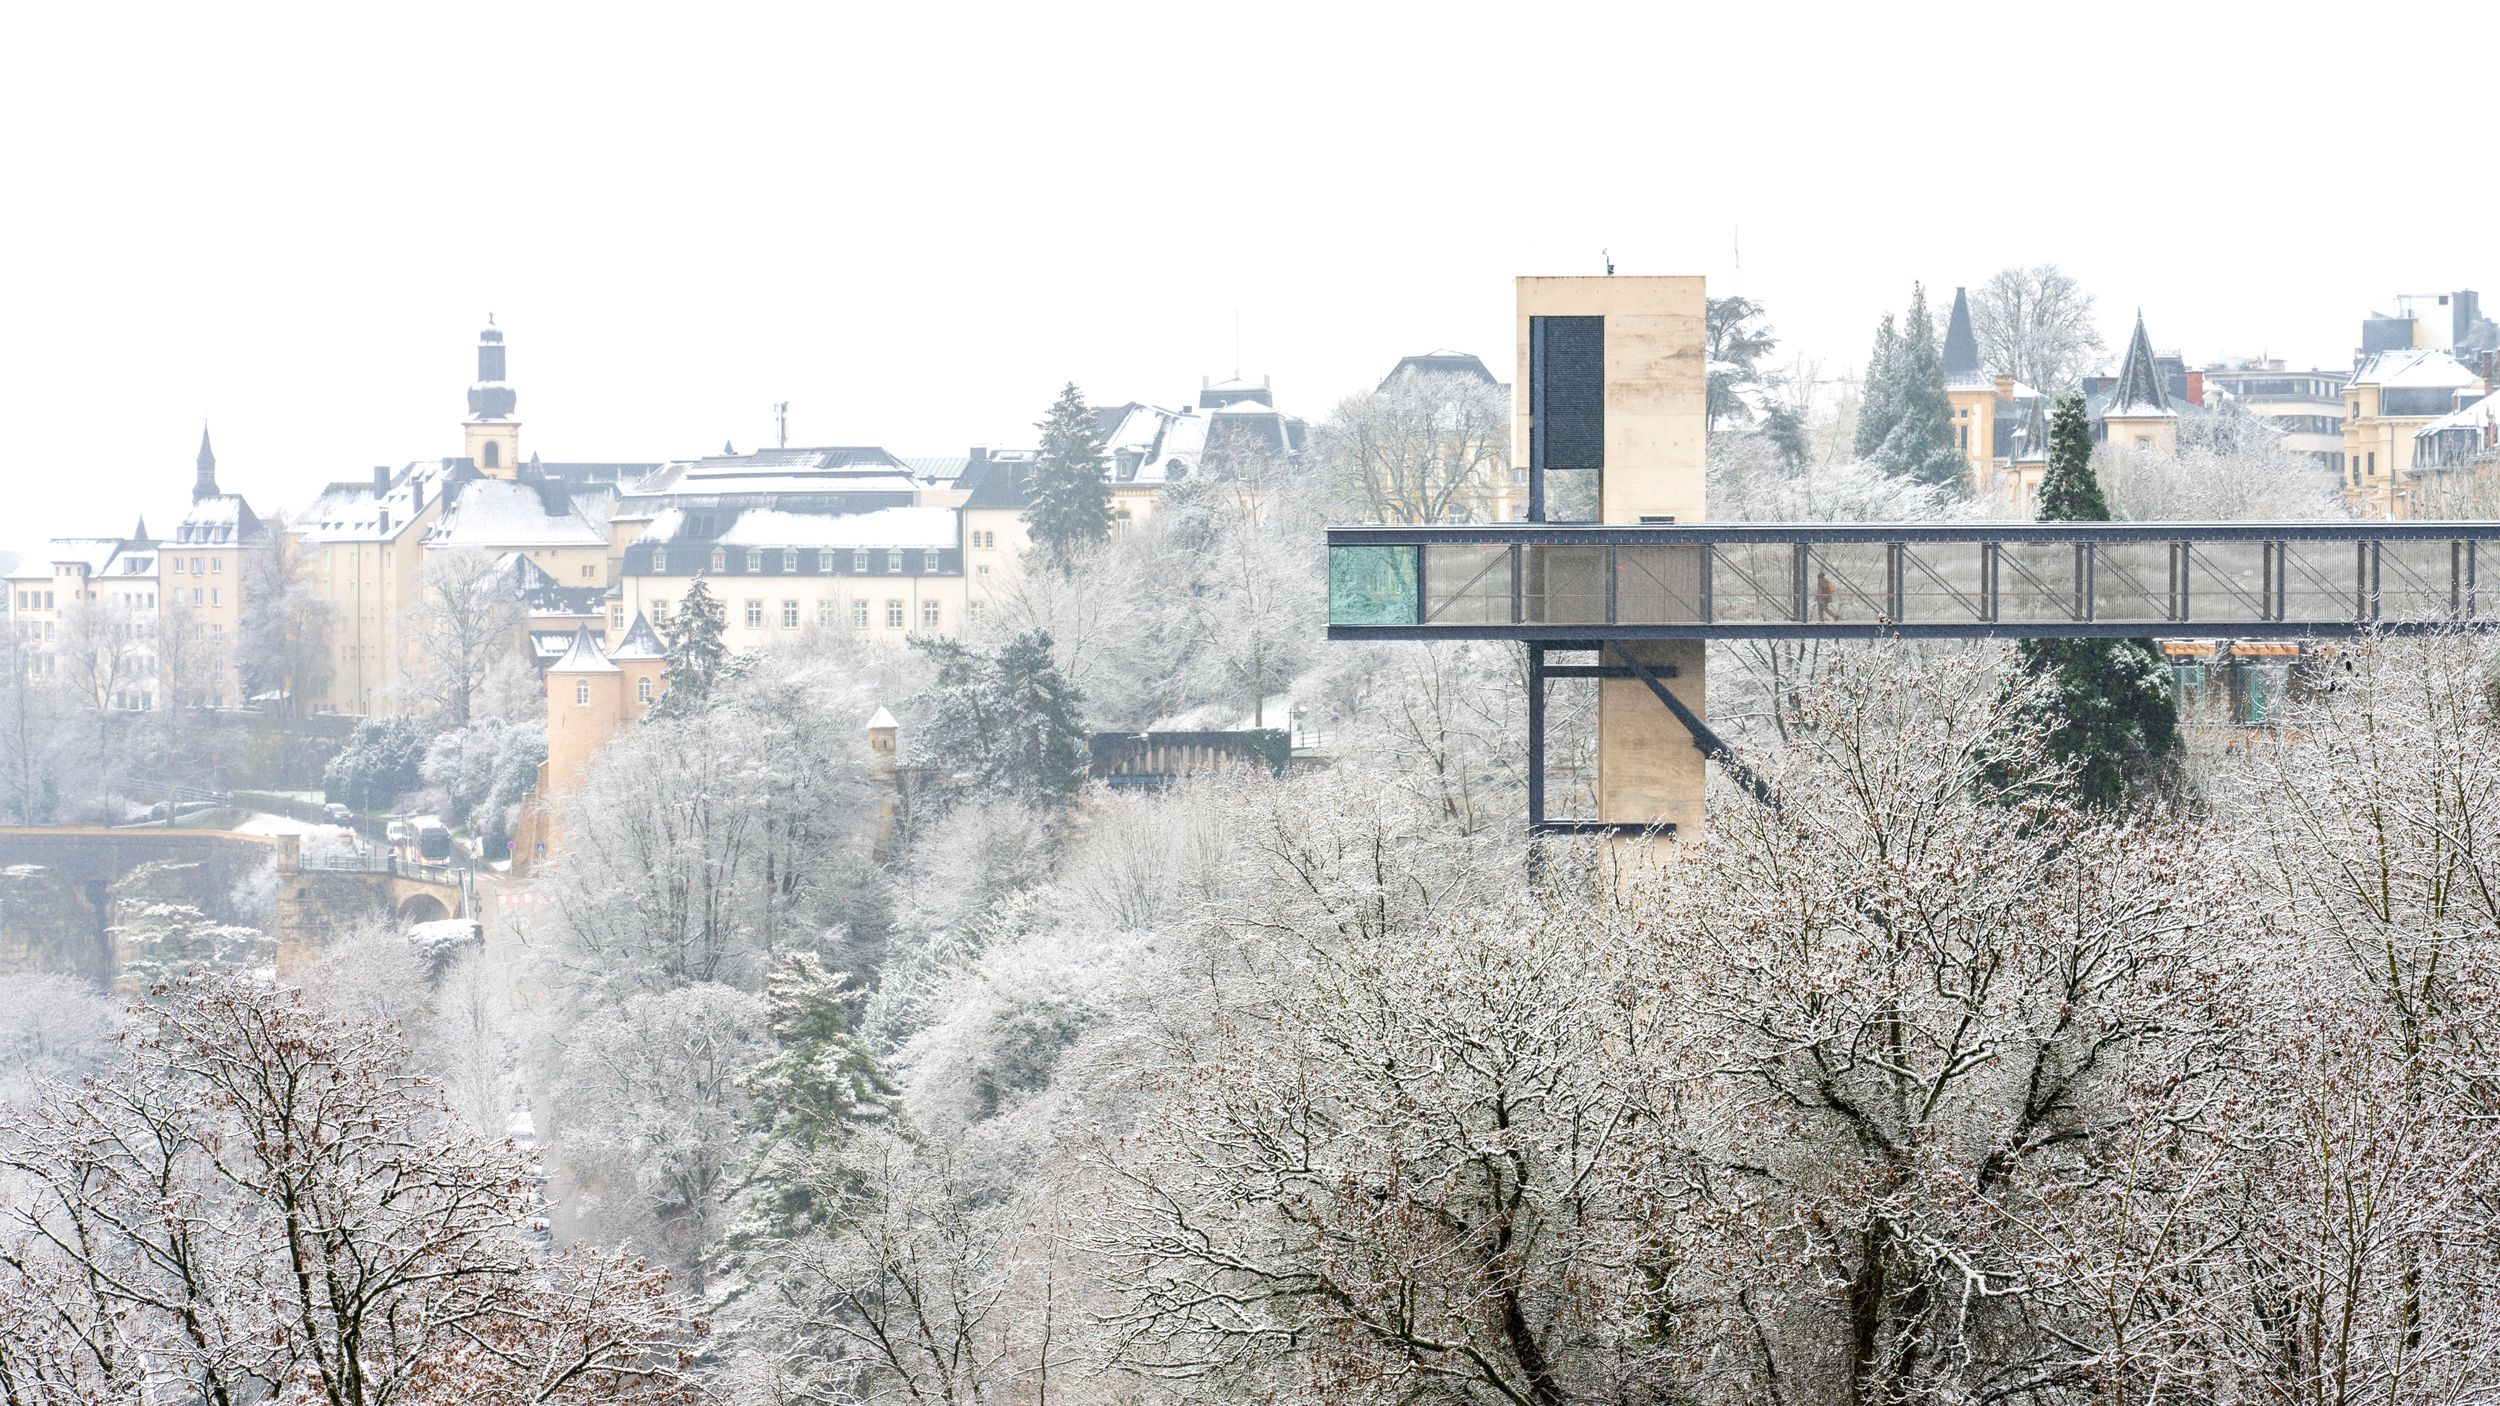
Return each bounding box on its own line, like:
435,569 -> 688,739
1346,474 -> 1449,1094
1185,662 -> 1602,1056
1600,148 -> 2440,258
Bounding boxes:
464,317 -> 522,478
2101,311 -> 2177,456
606,612 -> 670,720
1940,287 -> 1998,492
543,625 -> 623,800
194,423 -> 219,501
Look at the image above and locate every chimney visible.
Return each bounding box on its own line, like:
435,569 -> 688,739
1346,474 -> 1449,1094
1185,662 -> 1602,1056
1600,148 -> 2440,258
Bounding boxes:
968,446 -> 989,472
377,510 -> 391,536
373,466 -> 390,497
1994,375 -> 2015,402
2186,370 -> 2206,407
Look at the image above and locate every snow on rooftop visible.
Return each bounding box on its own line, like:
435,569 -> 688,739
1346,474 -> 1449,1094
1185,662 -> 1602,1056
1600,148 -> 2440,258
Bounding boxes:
2352,348 -> 2483,389
866,706 -> 898,730
429,479 -> 605,548
645,505 -> 957,551
2417,390 -> 2500,437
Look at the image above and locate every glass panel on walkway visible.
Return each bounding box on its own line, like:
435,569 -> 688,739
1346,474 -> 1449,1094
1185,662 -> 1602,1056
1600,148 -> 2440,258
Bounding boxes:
2091,541 -> 2174,625
2380,540 -> 2461,622
2186,542 -> 2270,625
1710,543 -> 1797,624
1997,542 -> 2081,623
1423,543 -> 1512,625
1523,545 -> 1609,624
2280,541 -> 2360,624
1806,544 -> 1890,624
1328,545 -> 1418,626
1614,544 -> 1706,624
1897,542 -> 1988,625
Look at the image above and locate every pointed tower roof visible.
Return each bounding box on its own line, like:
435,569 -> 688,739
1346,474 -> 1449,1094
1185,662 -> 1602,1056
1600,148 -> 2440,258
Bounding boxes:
2015,397 -> 2052,463
865,705 -> 899,731
607,613 -> 667,662
1942,286 -> 1989,389
131,516 -> 151,543
194,422 -> 219,501
547,624 -> 618,674
2108,312 -> 2174,418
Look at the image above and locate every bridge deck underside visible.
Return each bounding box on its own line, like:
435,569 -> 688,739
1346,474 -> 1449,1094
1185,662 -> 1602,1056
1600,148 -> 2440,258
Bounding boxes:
1328,524 -> 2500,640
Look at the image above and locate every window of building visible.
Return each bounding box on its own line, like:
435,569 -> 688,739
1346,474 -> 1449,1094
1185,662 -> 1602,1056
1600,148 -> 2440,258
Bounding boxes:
485,441 -> 502,469
781,599 -> 799,628
2368,452 -> 2377,475
921,600 -> 940,629
745,600 -> 764,628
652,548 -> 667,573
610,604 -> 624,631
582,565 -> 596,580
821,551 -> 837,574
923,549 -> 941,572
652,600 -> 669,622
967,600 -> 986,621
575,680 -> 591,706
637,677 -> 654,704
746,549 -> 764,573
171,558 -> 184,574
781,549 -> 798,573
885,599 -> 904,629
712,548 -> 727,572
976,564 -> 990,578
191,588 -> 203,605
210,558 -> 221,574
850,599 -> 869,629
852,549 -> 868,572
191,558 -> 203,574
886,549 -> 903,573
817,599 -> 836,627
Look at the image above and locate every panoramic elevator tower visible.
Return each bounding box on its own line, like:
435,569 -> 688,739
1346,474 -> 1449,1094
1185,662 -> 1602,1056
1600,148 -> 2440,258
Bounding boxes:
1515,275 -> 1713,840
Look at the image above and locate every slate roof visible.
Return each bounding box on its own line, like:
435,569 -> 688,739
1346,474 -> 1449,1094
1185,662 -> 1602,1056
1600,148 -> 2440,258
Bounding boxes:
174,494 -> 263,545
547,625 -> 618,674
428,477 -> 606,549
1941,288 -> 1991,390
2105,313 -> 2175,418
608,612 -> 667,662
960,456 -> 1035,511
1379,350 -> 1503,390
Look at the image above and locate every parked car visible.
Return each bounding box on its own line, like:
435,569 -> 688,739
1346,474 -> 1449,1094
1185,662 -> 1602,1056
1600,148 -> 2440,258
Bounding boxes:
324,802 -> 353,823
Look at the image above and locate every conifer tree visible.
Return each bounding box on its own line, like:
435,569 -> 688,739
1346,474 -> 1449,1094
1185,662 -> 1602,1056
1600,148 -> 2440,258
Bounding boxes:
1853,314 -> 1901,461
732,953 -> 895,1245
650,574 -> 730,718
1024,382 -> 1113,571
1872,282 -> 1964,489
908,629 -> 1089,806
2006,391 -> 2179,808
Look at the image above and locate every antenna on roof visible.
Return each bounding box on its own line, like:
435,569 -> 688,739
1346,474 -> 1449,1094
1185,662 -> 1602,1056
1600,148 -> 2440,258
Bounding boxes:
774,401 -> 789,450
1603,249 -> 1614,276
1233,309 -> 1241,380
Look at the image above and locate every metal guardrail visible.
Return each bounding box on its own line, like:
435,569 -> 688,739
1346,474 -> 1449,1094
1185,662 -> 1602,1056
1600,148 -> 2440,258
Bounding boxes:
1326,522 -> 2500,640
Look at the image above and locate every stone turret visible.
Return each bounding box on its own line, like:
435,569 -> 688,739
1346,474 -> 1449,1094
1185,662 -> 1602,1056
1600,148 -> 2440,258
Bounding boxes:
2102,311 -> 2178,456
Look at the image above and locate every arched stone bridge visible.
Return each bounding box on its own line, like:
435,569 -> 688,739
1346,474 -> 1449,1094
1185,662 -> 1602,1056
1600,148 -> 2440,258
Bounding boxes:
0,827 -> 472,980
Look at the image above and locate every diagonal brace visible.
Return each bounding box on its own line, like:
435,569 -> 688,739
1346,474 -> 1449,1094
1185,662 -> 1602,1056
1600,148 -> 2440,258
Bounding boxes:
1606,643 -> 1782,814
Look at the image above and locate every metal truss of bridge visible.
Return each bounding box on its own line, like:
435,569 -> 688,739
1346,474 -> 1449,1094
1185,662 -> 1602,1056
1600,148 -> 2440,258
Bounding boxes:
1328,520 -> 2500,842
1328,522 -> 2500,643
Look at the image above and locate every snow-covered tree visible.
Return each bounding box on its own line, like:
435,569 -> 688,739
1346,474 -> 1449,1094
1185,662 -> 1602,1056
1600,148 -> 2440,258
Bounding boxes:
2002,391 -> 2179,808
236,516 -> 335,714
1024,382 -> 1112,570
401,546 -> 527,726
424,714 -> 547,854
1706,292 -> 1781,429
1852,312 -> 1901,462
324,712 -> 429,813
2097,410 -> 2349,521
0,975 -> 704,1405
1313,368 -> 1511,524
0,624 -> 65,825
1968,263 -> 2106,393
1867,282 -> 1963,489
907,630 -> 1088,806
650,573 -> 733,716
0,973 -> 117,1106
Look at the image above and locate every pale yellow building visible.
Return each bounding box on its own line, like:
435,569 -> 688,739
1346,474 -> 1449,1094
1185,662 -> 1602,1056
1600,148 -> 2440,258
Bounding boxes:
1939,286 -> 2053,511
2342,348 -> 2485,518
163,427 -> 265,707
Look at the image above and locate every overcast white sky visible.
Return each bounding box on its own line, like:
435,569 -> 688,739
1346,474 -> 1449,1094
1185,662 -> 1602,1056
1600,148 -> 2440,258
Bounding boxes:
4,2 -> 2492,557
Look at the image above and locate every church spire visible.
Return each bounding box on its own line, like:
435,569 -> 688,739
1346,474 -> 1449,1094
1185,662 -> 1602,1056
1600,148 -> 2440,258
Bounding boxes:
2109,311 -> 2172,417
468,316 -> 517,422
194,422 -> 219,501
1942,286 -> 1987,389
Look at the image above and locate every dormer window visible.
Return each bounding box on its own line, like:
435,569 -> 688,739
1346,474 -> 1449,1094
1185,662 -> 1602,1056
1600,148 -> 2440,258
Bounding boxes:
746,549 -> 763,573
923,550 -> 940,571
781,549 -> 797,573
886,549 -> 902,573
852,549 -> 868,572
652,548 -> 667,573
711,548 -> 727,573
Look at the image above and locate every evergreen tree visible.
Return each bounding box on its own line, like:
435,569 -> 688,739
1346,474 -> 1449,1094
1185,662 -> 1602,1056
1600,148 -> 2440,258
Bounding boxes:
1871,282 -> 1964,489
1024,382 -> 1113,571
908,629 -> 1089,806
2005,392 -> 2180,809
1853,314 -> 1900,461
733,953 -> 895,1245
1706,295 -> 1780,430
650,575 -> 731,718
1760,402 -> 1811,470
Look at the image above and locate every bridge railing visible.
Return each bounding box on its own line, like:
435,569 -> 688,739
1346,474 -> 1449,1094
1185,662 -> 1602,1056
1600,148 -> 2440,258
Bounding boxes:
1327,522 -> 2500,640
